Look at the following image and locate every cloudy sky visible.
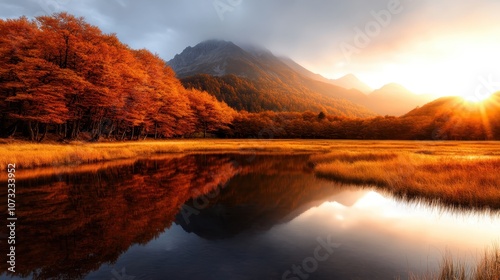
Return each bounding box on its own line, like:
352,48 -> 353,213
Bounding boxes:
1,0 -> 500,98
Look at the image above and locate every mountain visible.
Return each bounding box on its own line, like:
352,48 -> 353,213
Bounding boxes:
330,74 -> 373,94
169,40 -> 375,118
279,59 -> 373,95
169,40 -> 436,117
279,56 -> 333,84
169,40 -> 268,79
174,154 -> 366,239
367,83 -> 435,116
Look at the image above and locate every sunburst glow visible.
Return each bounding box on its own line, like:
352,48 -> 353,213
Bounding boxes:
464,92 -> 495,103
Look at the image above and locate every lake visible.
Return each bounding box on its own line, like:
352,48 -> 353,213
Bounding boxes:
1,153 -> 499,279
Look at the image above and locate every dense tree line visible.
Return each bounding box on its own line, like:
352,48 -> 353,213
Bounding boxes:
227,97 -> 500,140
0,14 -> 234,141
1,14 -> 499,142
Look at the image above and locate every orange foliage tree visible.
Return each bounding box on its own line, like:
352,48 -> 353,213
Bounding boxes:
187,89 -> 235,138
0,13 -> 237,141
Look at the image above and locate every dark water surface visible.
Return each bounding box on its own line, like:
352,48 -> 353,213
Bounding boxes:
1,154 -> 499,280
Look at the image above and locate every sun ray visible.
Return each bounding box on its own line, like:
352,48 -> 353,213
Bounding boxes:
478,103 -> 494,140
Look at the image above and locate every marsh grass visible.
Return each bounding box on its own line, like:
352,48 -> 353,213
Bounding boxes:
475,245 -> 500,280
313,149 -> 500,209
409,245 -> 500,280
2,139 -> 500,209
0,139 -> 343,170
0,139 -> 429,170
0,139 -> 297,170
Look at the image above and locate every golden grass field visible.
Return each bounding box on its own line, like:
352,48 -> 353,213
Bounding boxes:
2,139 -> 499,208
0,139 -> 332,170
311,143 -> 500,209
2,139 -> 500,204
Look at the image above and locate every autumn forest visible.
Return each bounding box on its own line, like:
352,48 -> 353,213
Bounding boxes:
1,13 -> 500,142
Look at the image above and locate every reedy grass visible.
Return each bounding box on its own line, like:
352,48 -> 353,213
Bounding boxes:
409,245 -> 500,280
1,139 -> 499,171
2,139 -> 500,209
0,139 -> 325,170
313,150 -> 500,209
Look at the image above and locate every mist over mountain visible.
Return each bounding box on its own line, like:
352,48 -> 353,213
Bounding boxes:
330,74 -> 373,95
169,40 -> 434,117
169,40 -> 265,79
367,83 -> 435,116
169,40 -> 375,117
279,56 -> 334,85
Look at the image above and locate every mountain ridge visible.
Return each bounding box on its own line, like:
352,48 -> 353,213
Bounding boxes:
169,40 -> 376,117
169,40 -> 436,117
331,74 -> 373,94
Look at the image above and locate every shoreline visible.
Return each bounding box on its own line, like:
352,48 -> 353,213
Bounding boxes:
1,139 -> 499,170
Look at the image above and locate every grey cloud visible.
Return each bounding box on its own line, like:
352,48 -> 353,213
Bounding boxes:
1,0 -> 499,78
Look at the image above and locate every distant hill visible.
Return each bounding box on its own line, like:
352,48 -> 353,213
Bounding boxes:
405,92 -> 500,118
278,59 -> 373,95
330,74 -> 373,94
366,83 -> 435,116
403,92 -> 500,139
169,40 -> 375,118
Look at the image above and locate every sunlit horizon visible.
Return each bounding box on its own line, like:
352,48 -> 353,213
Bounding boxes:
311,29 -> 500,99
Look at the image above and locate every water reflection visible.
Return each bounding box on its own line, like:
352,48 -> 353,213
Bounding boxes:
0,154 -> 498,280
0,154 -> 240,279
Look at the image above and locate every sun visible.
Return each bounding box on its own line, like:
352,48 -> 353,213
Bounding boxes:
463,92 -> 494,103
463,88 -> 499,103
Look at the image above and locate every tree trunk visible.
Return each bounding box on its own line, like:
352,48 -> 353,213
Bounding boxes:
26,121 -> 35,141
68,121 -> 78,139
8,123 -> 17,138
107,123 -> 115,139
3,121 -> 18,138
38,124 -> 48,142
27,121 -> 35,141
137,126 -> 143,141
34,122 -> 39,142
75,120 -> 81,138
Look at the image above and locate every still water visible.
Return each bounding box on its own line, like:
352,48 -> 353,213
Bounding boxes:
1,154 -> 499,279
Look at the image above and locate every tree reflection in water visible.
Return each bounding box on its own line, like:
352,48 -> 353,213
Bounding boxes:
1,154 -> 351,279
